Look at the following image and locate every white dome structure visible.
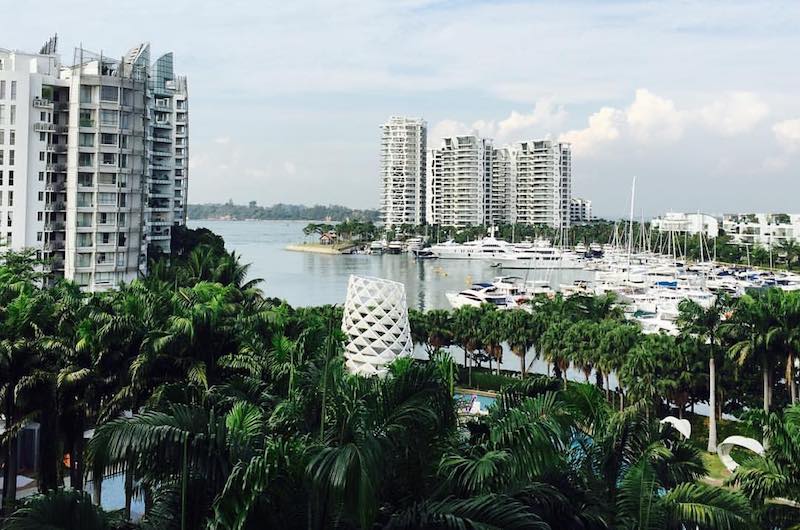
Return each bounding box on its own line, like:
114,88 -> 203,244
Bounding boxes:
341,275 -> 413,377
717,435 -> 765,472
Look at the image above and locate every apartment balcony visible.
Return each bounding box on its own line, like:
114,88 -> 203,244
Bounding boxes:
45,182 -> 66,192
79,118 -> 96,128
44,221 -> 66,232
47,163 -> 67,172
44,202 -> 66,211
45,240 -> 65,251
46,144 -> 68,153
152,120 -> 172,129
34,122 -> 56,132
33,97 -> 54,109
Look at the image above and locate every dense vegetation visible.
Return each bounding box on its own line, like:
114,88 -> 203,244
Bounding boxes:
0,230 -> 798,529
188,202 -> 380,223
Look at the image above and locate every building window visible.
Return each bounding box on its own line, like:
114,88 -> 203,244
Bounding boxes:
100,133 -> 116,145
37,211 -> 42,221
0,150 -> 3,165
9,130 -> 14,145
8,171 -> 12,185
36,232 -> 42,242
7,191 -> 12,206
39,172 -> 44,181
39,132 -> 46,142
8,150 -> 13,165
0,80 -> 4,98
0,130 -> 3,144
38,192 -> 43,201
100,109 -> 118,126
10,106 -> 15,125
39,152 -> 45,161
10,82 -> 16,100
100,86 -> 119,102
80,85 -> 93,104
7,213 -> 12,227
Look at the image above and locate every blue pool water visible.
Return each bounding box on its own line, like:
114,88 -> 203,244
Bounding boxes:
85,474 -> 145,518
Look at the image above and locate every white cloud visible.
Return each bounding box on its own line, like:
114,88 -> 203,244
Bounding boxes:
559,107 -> 624,156
429,99 -> 567,147
773,118 -> 800,152
699,92 -> 769,136
626,89 -> 686,143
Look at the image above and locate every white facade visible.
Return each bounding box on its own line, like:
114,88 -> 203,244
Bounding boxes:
722,213 -> 800,247
341,275 -> 413,377
145,51 -> 189,256
380,116 -> 426,227
511,140 -> 571,228
569,197 -> 593,224
0,38 -> 188,291
651,212 -> 719,238
427,135 -> 493,227
425,135 -> 572,228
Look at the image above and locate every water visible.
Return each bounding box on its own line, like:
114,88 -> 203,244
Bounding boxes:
188,220 -> 593,311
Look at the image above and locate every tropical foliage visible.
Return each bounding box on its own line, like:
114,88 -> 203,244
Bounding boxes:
0,230 -> 797,528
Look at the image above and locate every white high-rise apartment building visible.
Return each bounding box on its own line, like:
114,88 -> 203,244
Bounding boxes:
569,197 -> 593,224
511,140 -> 571,228
146,51 -> 189,255
425,134 -> 571,228
0,37 -> 189,291
427,135 -> 494,227
380,116 -> 426,227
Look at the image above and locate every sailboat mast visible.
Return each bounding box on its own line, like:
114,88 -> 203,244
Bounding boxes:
627,176 -> 636,278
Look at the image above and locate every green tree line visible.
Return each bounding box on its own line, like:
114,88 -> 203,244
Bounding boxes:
188,202 -> 380,222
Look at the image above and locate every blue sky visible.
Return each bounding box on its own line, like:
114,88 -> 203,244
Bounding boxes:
4,0 -> 800,217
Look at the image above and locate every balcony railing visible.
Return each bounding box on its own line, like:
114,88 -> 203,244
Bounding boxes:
46,163 -> 67,172
79,118 -> 95,128
44,221 -> 66,231
45,182 -> 66,192
44,202 -> 66,211
34,122 -> 56,132
45,240 -> 65,251
33,97 -> 53,109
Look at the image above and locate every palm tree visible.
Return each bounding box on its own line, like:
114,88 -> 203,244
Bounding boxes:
677,294 -> 731,452
452,306 -> 483,386
2,489 -> 114,530
503,309 -> 535,377
777,238 -> 800,270
725,290 -> 782,414
728,404 -> 800,527
771,290 -> 800,405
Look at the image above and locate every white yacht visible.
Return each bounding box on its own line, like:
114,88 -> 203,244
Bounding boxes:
429,236 -> 517,260
499,239 -> 583,269
445,283 -> 516,309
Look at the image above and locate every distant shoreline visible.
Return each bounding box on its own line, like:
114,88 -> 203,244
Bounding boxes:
285,243 -> 345,255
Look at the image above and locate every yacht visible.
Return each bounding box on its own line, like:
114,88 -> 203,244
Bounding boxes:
369,240 -> 385,254
445,283 -> 516,309
386,241 -> 404,254
429,236 -> 517,260
498,239 -> 583,269
405,237 -> 424,253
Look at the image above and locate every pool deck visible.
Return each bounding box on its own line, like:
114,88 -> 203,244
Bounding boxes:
455,387 -> 498,398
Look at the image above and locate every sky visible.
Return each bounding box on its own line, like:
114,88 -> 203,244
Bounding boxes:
3,0 -> 800,218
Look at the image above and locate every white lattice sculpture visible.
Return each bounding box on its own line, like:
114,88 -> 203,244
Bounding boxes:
341,275 -> 413,377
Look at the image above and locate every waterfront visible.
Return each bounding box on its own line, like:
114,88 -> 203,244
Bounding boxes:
188,219 -> 594,310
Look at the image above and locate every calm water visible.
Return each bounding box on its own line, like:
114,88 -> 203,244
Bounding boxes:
188,220 -> 593,311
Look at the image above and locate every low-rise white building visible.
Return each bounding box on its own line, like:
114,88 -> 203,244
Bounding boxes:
722,213 -> 800,247
651,212 -> 719,238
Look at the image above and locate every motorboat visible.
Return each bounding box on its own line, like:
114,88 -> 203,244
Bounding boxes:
386,241 -> 404,254
445,283 -> 516,309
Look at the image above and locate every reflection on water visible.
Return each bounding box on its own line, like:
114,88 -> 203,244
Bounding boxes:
188,220 -> 594,310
